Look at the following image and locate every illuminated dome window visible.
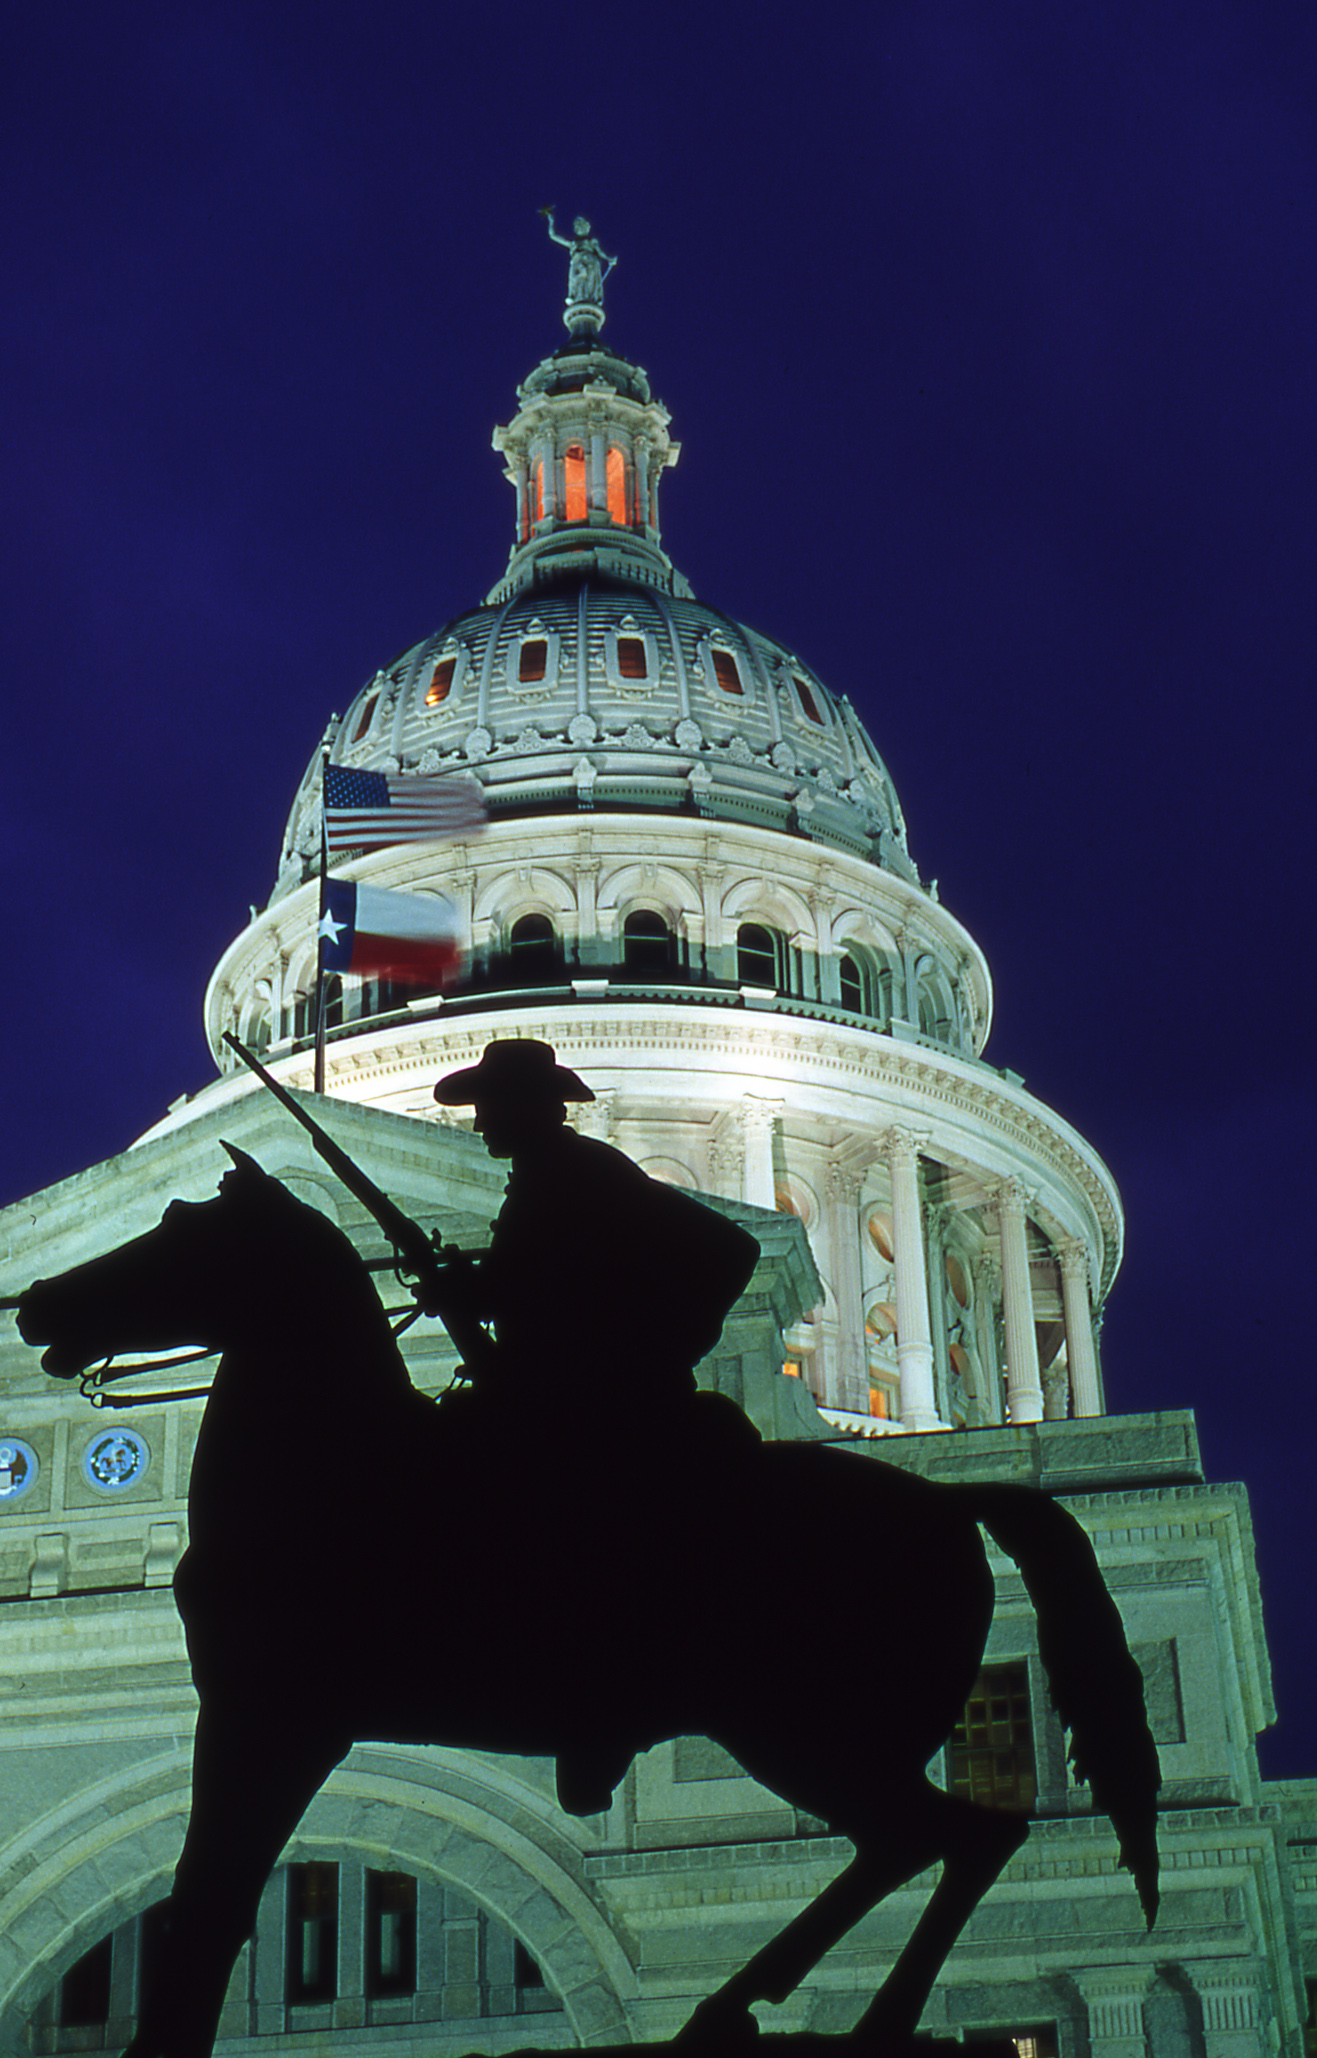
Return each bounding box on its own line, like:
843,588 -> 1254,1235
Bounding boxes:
793,675 -> 826,725
425,657 -> 456,706
867,1211 -> 895,1261
866,1300 -> 898,1344
564,444 -> 588,521
607,445 -> 627,525
712,649 -> 744,695
617,635 -> 647,679
351,693 -> 378,744
518,638 -> 548,683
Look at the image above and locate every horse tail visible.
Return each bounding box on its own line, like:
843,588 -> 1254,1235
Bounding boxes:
963,1482 -> 1160,1927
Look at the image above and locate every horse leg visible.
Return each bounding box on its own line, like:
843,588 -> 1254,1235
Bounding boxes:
125,1697 -> 349,2058
675,1779 -> 1026,2049
853,1788 -> 1029,2045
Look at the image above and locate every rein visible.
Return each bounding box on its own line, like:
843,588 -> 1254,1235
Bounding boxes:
75,1295 -> 427,1408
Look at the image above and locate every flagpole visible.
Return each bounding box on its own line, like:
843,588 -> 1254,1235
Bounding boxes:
313,748 -> 330,1094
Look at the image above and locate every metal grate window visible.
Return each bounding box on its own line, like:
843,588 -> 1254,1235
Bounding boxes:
949,1663 -> 1036,1811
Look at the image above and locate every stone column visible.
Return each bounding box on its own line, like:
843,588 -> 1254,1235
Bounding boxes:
572,855 -> 600,967
740,1098 -> 781,1211
589,425 -> 607,512
825,1158 -> 868,1414
994,1178 -> 1043,1424
575,1089 -> 616,1143
1057,1236 -> 1102,1417
1194,1960 -> 1268,2058
1077,1966 -> 1151,2058
635,439 -> 651,529
252,1870 -> 288,2033
881,1127 -> 939,1431
514,460 -> 528,540
333,1861 -> 366,2029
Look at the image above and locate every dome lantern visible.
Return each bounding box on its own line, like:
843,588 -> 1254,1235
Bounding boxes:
489,219 -> 687,602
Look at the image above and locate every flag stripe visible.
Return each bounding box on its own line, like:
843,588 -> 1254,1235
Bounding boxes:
323,765 -> 486,850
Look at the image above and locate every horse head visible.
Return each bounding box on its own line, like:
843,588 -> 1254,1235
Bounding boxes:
16,1144 -> 308,1380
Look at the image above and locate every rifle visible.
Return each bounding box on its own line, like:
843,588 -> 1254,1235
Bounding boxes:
222,1032 -> 496,1379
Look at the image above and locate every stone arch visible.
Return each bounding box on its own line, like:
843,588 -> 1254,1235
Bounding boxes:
598,859 -> 700,936
914,952 -> 957,1045
637,1155 -> 698,1190
474,867 -> 576,948
720,874 -> 813,944
0,1748 -> 193,2054
1,1746 -> 637,2055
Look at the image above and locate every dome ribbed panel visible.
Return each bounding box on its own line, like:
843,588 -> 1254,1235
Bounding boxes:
273,579 -> 914,897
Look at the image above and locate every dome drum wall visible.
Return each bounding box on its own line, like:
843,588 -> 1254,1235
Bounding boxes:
195,809 -> 1115,1432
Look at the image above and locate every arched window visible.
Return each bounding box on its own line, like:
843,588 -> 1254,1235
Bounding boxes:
623,909 -> 674,975
839,952 -> 866,1013
350,693 -> 378,744
737,922 -> 782,988
917,968 -> 954,1043
564,444 -> 588,522
607,445 -> 627,525
508,914 -> 560,984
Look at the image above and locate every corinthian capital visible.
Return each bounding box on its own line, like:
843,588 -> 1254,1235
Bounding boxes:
1056,1236 -> 1092,1288
878,1124 -> 930,1168
989,1176 -> 1035,1220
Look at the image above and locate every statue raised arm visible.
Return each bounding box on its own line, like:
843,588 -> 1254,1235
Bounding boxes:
539,208 -> 617,335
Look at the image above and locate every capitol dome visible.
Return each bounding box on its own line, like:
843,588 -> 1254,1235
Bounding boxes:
189,245 -> 1120,1437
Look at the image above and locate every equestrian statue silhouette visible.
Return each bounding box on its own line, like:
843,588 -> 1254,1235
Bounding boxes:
14,1038 -> 1160,2056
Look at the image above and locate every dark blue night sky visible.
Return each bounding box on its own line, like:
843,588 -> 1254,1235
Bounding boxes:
4,5 -> 1314,1774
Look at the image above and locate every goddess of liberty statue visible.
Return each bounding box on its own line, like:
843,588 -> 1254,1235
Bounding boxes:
540,208 -> 617,336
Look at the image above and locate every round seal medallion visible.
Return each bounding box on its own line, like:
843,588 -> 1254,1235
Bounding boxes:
83,1428 -> 150,1494
0,1439 -> 38,1506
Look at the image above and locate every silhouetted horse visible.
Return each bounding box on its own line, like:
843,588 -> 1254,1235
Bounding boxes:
16,1149 -> 1159,2057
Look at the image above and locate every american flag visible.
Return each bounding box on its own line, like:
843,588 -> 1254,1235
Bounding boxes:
323,765 -> 487,851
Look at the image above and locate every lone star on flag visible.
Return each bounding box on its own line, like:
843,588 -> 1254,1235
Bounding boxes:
317,908 -> 346,945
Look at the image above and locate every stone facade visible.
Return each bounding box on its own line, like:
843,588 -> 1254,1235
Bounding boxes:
2,272 -> 1314,2056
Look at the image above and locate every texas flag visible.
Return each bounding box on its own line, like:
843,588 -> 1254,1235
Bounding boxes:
318,877 -> 462,986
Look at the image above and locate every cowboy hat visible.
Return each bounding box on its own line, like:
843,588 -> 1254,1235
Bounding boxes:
433,1038 -> 594,1107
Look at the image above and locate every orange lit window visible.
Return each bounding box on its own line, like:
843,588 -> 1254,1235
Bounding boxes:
617,636 -> 647,679
783,1360 -> 801,1380
351,694 -> 378,743
712,650 -> 743,695
869,1384 -> 891,1419
518,639 -> 548,683
533,460 -> 544,523
564,444 -> 588,522
794,675 -> 825,723
607,446 -> 627,525
425,658 -> 455,707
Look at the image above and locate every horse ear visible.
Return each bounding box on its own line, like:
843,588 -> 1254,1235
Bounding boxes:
219,1141 -> 266,1183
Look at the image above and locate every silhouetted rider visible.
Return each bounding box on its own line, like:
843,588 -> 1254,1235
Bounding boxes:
425,1039 -> 762,1814
428,1038 -> 759,1428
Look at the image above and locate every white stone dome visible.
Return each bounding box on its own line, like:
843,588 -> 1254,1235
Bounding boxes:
182,271 -> 1120,1442
271,576 -> 916,906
